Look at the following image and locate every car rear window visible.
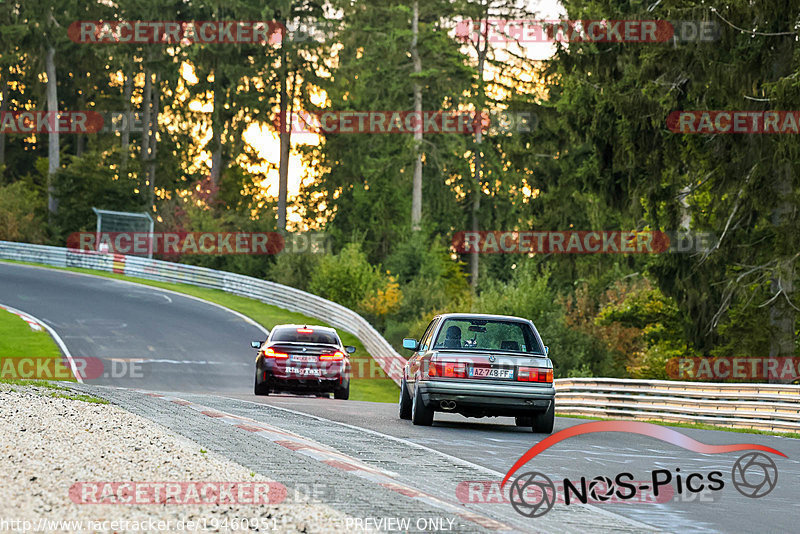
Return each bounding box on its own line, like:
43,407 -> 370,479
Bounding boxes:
432,318 -> 544,354
271,328 -> 339,345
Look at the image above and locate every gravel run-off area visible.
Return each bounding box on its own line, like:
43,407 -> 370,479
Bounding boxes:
0,383 -> 352,533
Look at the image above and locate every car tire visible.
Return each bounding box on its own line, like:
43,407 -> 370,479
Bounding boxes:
515,415 -> 533,427
254,371 -> 269,396
532,401 -> 555,434
399,378 -> 412,420
411,384 -> 434,426
333,380 -> 350,400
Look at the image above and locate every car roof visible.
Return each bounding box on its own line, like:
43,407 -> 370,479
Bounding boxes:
271,324 -> 337,333
433,313 -> 531,323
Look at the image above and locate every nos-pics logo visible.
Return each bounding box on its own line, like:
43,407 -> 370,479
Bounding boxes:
501,421 -> 784,518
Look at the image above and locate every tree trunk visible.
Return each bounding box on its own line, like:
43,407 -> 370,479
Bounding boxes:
45,45 -> 59,216
120,71 -> 133,175
766,33 -> 797,380
140,68 -> 152,199
75,92 -> 85,157
678,184 -> 691,232
140,68 -> 152,160
768,163 -> 796,381
410,0 -> 423,231
209,80 -> 223,186
0,81 -> 7,169
470,130 -> 482,289
470,14 -> 489,289
146,72 -> 160,210
277,29 -> 291,232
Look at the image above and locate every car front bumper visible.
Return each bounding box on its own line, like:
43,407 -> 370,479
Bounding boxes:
417,379 -> 554,414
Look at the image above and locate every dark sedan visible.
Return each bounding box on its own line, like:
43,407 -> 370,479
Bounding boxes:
399,313 -> 555,433
253,324 -> 355,399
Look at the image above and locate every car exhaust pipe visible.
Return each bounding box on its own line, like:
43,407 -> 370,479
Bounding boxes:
440,400 -> 456,410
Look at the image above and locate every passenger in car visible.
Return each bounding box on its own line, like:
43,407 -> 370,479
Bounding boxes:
443,326 -> 462,348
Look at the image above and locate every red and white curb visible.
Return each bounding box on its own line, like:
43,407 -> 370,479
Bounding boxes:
142,392 -> 511,531
0,302 -> 82,383
1,303 -> 44,331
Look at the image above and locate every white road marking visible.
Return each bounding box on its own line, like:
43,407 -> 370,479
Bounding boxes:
148,392 -> 512,531
224,397 -> 661,532
1,263 -> 270,336
0,302 -> 82,383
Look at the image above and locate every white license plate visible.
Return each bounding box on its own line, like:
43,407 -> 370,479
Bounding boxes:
291,355 -> 317,362
469,367 -> 514,379
286,367 -> 322,376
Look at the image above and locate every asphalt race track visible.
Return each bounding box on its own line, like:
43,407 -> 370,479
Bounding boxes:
0,262 -> 266,392
2,261 -> 799,533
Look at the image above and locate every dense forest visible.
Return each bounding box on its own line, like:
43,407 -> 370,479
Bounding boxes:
1,0 -> 797,380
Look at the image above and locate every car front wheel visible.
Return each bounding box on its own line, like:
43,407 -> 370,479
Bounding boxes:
411,384 -> 434,426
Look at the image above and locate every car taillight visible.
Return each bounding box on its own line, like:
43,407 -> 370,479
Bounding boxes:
517,367 -> 553,383
428,361 -> 467,378
297,328 -> 313,334
319,351 -> 345,360
263,348 -> 289,359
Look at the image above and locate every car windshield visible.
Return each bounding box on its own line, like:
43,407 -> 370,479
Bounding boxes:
432,318 -> 543,354
271,328 -> 338,345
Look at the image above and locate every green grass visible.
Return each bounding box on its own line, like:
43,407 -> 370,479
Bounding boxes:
48,391 -> 109,404
0,378 -> 70,389
1,259 -> 400,403
0,307 -> 62,359
557,412 -> 800,439
0,378 -> 108,403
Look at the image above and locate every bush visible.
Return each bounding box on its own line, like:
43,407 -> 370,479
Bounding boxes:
307,243 -> 402,329
473,261 -> 606,377
268,252 -> 322,292
0,180 -> 47,243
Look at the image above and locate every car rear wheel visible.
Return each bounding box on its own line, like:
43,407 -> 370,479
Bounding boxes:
333,380 -> 349,400
411,384 -> 434,426
515,415 -> 533,427
532,401 -> 554,434
254,372 -> 269,396
399,378 -> 412,420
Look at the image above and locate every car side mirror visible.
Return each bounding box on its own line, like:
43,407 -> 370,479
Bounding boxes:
402,338 -> 419,351
344,345 -> 356,354
544,346 -> 549,356
251,341 -> 262,349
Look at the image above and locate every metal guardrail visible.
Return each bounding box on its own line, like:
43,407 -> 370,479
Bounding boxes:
3,241 -> 798,432
555,378 -> 800,433
0,241 -> 407,385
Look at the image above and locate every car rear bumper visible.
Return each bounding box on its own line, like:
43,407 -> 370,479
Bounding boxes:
417,379 -> 554,414
256,362 -> 348,393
